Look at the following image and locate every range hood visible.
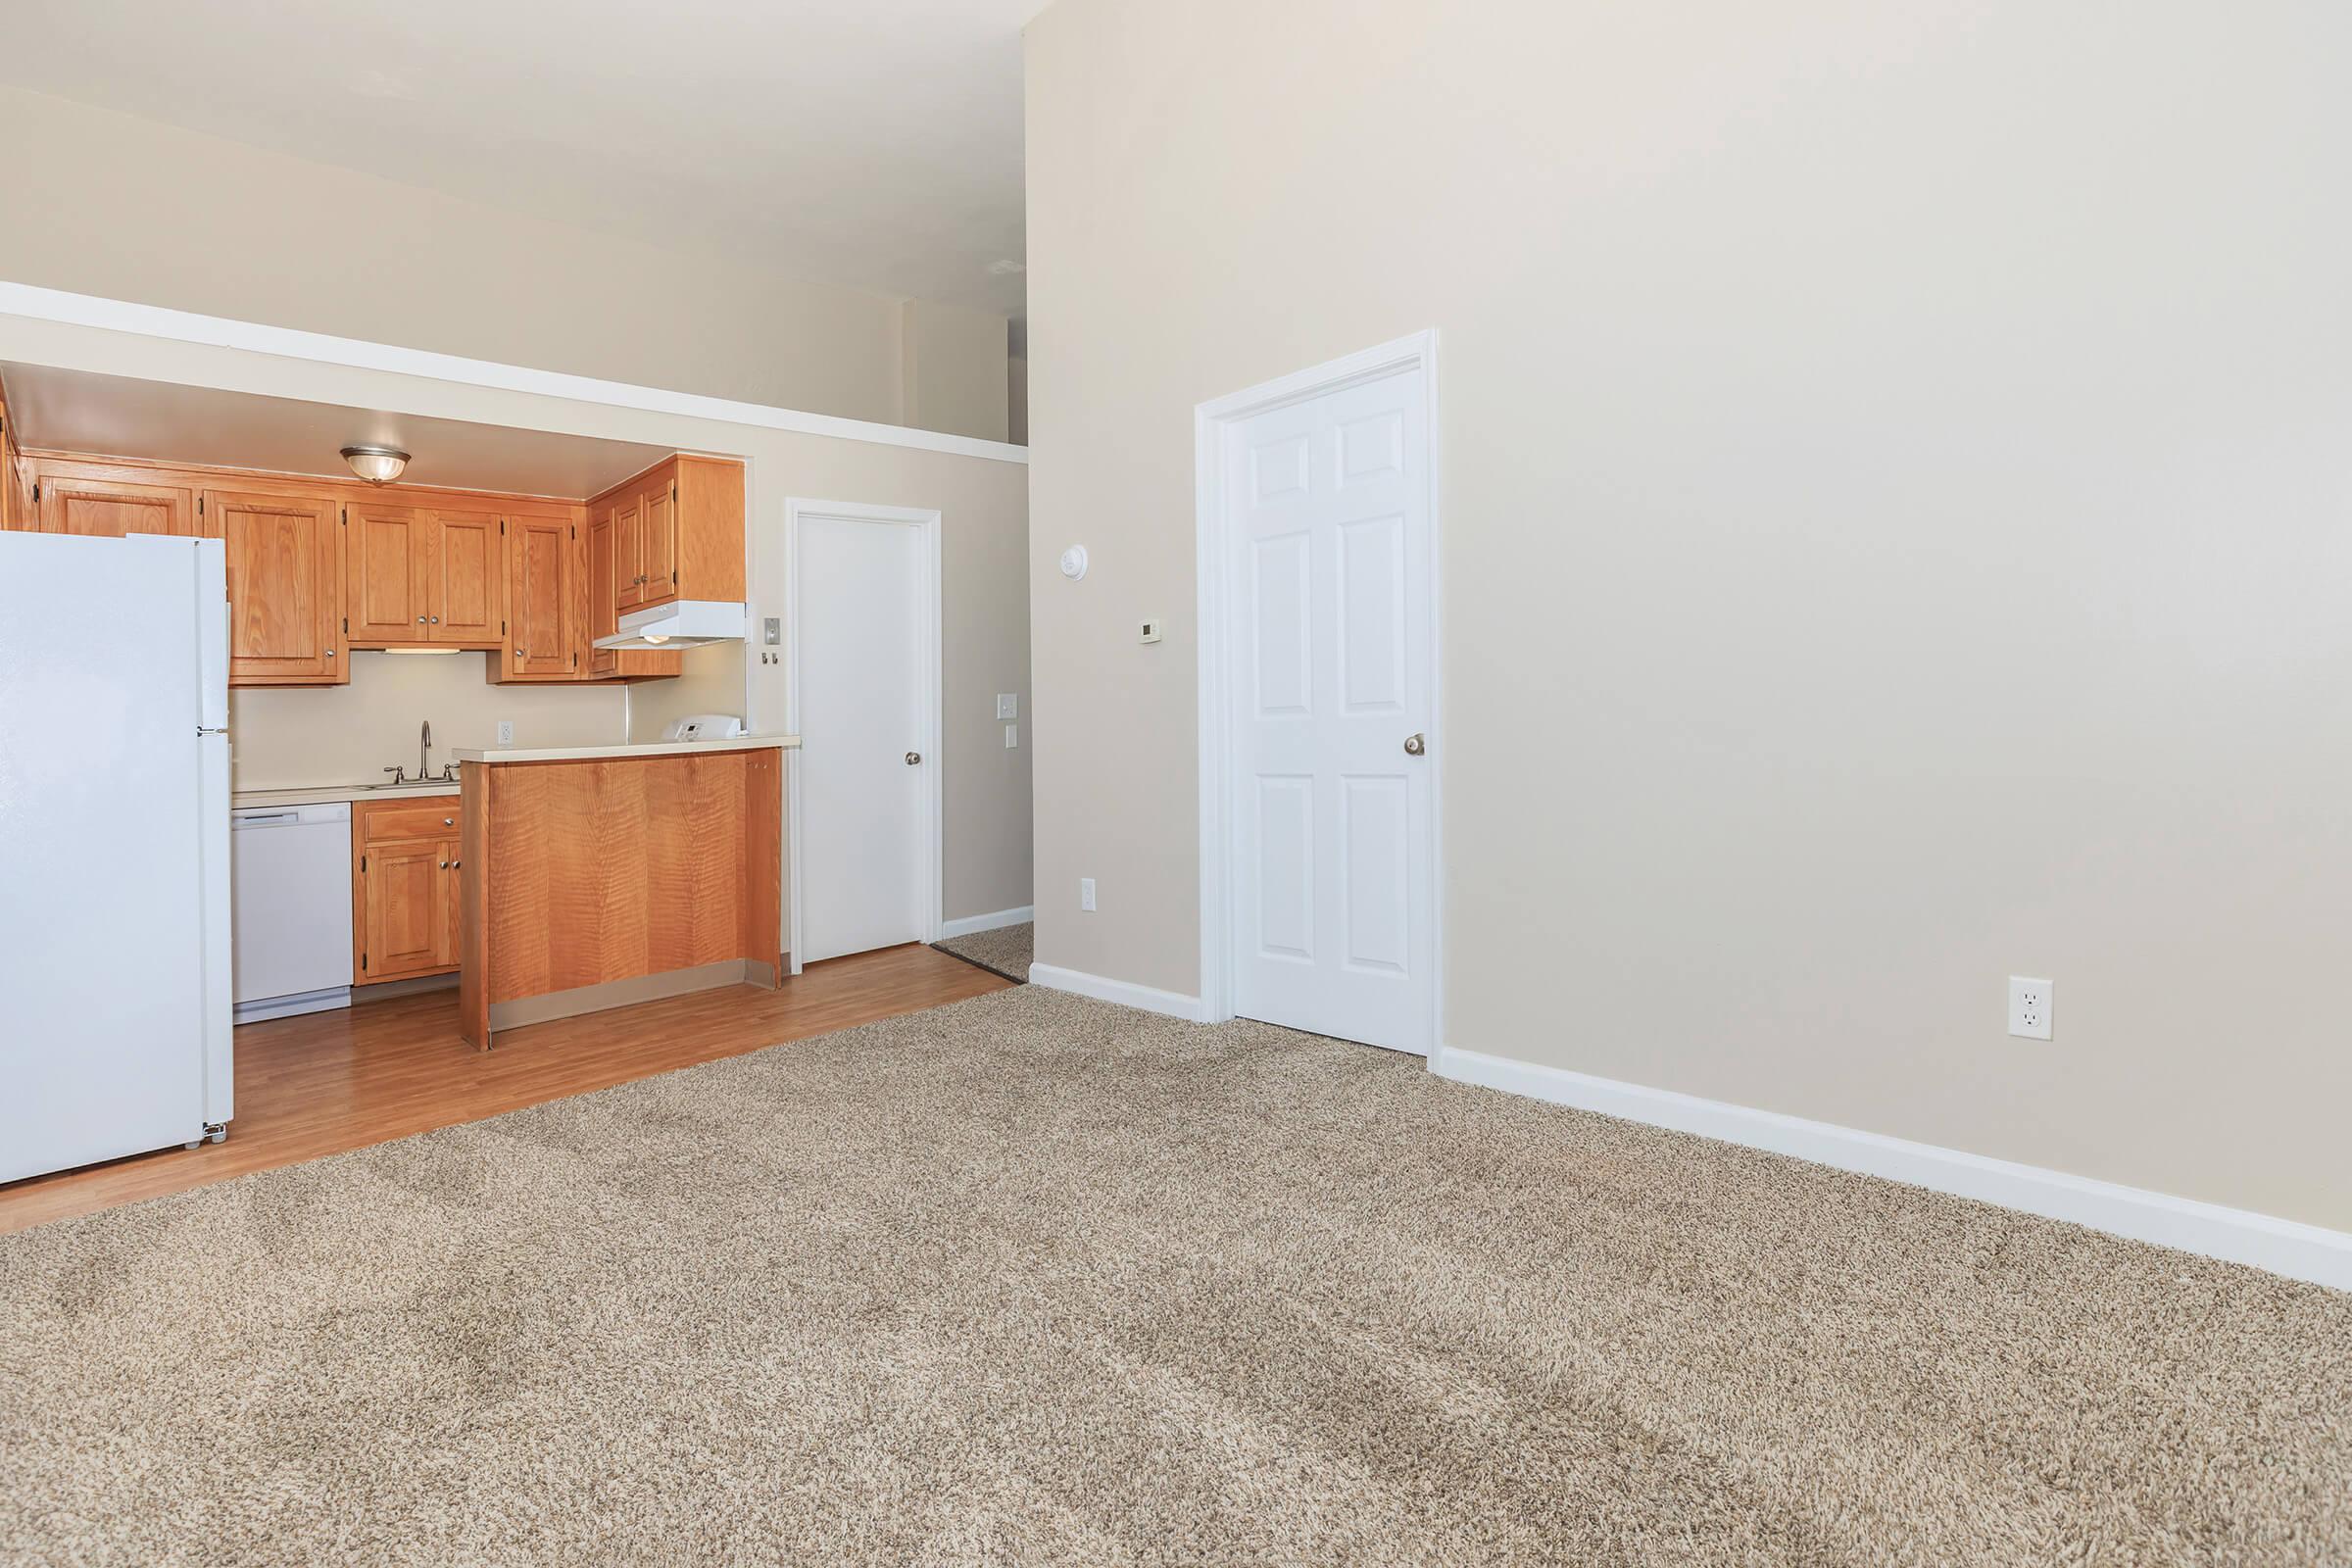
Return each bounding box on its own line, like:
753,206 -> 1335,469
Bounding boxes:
593,600 -> 747,652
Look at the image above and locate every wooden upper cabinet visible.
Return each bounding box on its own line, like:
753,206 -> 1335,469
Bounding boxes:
590,455 -> 743,626
613,492 -> 646,611
504,514 -> 576,680
584,506 -> 681,682
345,502 -> 429,644
638,475 -> 677,606
39,473 -> 199,539
213,490 -> 345,686
586,507 -> 619,677
428,509 -> 505,647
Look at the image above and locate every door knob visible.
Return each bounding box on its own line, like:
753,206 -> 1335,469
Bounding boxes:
1403,733 -> 1426,756
905,752 -> 921,765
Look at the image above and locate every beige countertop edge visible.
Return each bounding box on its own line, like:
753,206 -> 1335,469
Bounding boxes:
449,737 -> 801,764
231,781 -> 462,809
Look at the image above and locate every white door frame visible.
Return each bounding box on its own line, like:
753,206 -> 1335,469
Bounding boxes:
1194,329 -> 1443,1044
783,497 -> 945,974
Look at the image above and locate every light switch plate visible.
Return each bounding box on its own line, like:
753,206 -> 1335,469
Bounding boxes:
1080,877 -> 1096,911
763,616 -> 782,646
1004,723 -> 1019,749
997,693 -> 1018,719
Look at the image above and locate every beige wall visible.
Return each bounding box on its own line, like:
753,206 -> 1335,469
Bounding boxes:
900,299 -> 1012,442
1024,0 -> 2352,1229
0,88 -> 1004,432
231,655 -> 624,791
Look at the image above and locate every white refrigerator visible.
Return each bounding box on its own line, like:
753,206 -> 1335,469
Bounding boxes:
0,531 -> 233,1185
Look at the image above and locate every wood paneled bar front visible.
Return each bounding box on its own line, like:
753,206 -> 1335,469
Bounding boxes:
453,738 -> 796,1050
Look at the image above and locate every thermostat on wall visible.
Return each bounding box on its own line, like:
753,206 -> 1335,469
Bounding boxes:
1140,619 -> 1163,644
1058,545 -> 1088,580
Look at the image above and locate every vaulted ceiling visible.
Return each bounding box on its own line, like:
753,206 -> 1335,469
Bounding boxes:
0,0 -> 1038,315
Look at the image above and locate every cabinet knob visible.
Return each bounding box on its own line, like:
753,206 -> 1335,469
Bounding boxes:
443,817 -> 454,827
416,615 -> 427,623
430,615 -> 440,624
438,860 -> 449,870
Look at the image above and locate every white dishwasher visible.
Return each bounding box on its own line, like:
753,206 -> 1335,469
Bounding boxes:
230,803 -> 355,1022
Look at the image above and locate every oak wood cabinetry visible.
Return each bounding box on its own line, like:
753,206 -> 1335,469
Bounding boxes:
353,796 -> 465,985
0,380 -> 32,530
497,514 -> 579,682
591,454 -> 744,620
11,447 -> 733,689
39,471 -> 200,538
346,503 -> 508,648
211,490 -> 345,685
586,502 -> 684,680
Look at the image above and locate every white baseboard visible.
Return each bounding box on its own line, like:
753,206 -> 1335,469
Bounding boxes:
1028,963 -> 1206,1023
1432,1045 -> 2352,1294
937,905 -> 1035,941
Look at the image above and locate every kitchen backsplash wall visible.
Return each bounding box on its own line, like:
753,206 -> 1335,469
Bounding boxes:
228,653 -> 627,791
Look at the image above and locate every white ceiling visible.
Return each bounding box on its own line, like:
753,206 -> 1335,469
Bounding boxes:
0,0 -> 1036,316
3,365 -> 673,499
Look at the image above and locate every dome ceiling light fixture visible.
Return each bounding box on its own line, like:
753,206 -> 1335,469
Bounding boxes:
340,444 -> 411,484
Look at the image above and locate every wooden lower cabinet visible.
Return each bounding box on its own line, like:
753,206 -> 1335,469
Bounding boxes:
353,799 -> 465,985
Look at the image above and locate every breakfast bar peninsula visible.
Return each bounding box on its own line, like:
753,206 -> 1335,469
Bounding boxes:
451,737 -> 797,1050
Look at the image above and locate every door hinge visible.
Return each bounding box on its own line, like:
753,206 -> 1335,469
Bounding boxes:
198,496 -> 204,515
341,507 -> 348,524
361,854 -> 368,873
570,525 -> 576,539
362,952 -> 368,972
30,481 -> 37,503
342,615 -> 348,633
672,570 -> 678,583
500,517 -> 507,535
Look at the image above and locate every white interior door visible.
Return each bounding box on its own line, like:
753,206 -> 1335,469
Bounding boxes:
1225,365 -> 1435,1053
795,510 -> 935,963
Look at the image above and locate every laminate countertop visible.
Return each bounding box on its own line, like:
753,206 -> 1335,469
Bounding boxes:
450,737 -> 800,764
231,781 -> 461,810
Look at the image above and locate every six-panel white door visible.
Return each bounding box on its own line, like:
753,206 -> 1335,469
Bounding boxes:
1225,367 -> 1434,1054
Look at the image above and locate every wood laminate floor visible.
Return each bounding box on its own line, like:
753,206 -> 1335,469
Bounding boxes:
0,944 -> 1011,1235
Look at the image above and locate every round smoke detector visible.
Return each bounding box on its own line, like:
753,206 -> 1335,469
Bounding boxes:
1058,545 -> 1088,581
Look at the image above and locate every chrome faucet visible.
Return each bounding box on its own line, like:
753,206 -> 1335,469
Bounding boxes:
419,719 -> 434,781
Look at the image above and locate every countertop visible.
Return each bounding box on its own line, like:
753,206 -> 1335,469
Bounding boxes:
232,780 -> 461,809
450,736 -> 801,764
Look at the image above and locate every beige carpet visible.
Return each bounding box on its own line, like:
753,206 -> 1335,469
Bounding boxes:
3,988 -> 2346,1567
933,919 -> 1033,982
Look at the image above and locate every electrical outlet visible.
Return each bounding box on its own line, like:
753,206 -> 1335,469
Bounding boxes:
496,720 -> 514,747
997,693 -> 1018,719
1080,877 -> 1096,912
1004,723 -> 1019,749
2008,976 -> 2053,1040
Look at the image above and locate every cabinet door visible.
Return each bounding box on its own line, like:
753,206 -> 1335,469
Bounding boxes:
40,475 -> 198,538
613,494 -> 645,610
586,508 -> 619,676
507,515 -> 576,678
214,490 -> 343,685
360,837 -> 446,981
638,476 -> 677,608
438,836 -> 463,970
429,509 -> 505,646
346,503 -> 429,644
